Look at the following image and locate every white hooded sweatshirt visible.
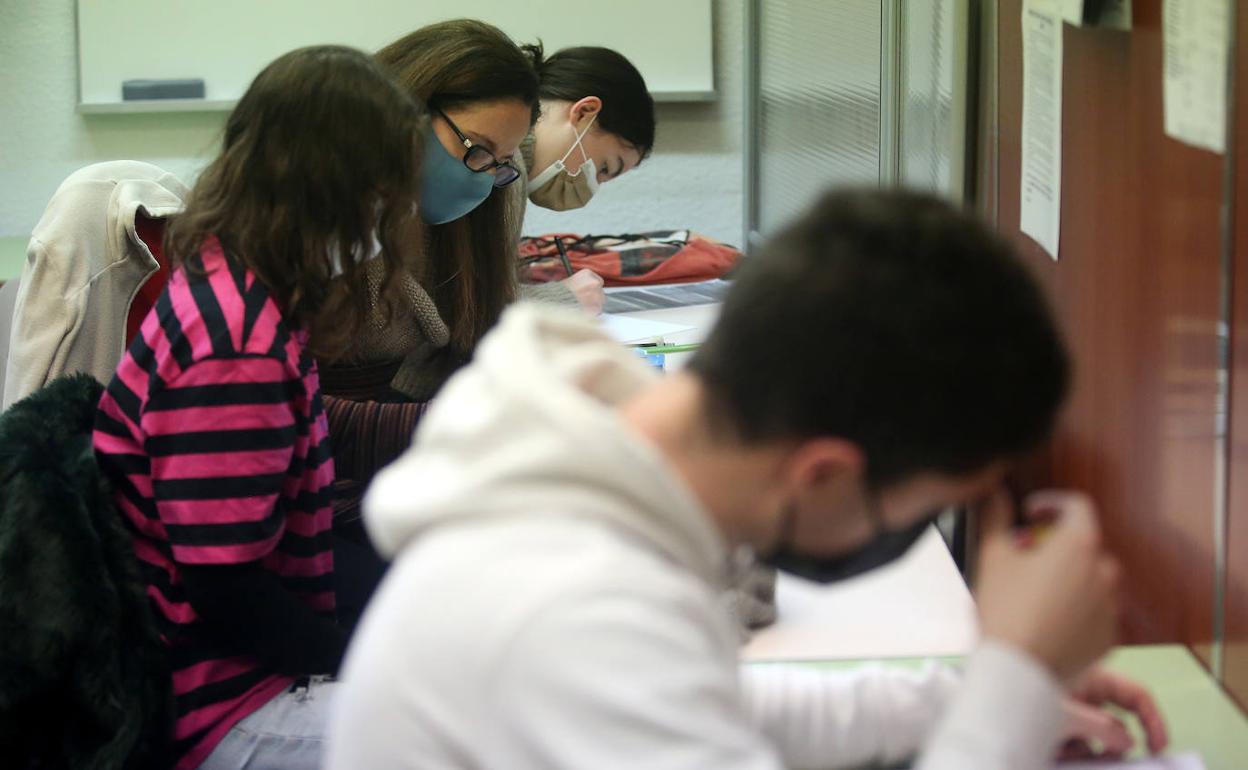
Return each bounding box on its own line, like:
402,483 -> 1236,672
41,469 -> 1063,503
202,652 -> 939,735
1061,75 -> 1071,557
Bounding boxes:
326,304 -> 1065,770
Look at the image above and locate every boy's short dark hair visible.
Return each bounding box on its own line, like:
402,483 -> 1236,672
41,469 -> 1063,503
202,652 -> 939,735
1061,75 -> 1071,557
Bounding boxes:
689,188 -> 1069,487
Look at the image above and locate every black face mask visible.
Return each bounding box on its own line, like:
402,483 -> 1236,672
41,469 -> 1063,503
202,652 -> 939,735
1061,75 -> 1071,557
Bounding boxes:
763,517 -> 933,583
762,494 -> 938,584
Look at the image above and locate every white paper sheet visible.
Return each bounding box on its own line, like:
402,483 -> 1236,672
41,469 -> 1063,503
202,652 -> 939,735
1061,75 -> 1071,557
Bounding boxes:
1020,0 -> 1064,260
1058,751 -> 1206,770
1163,0 -> 1231,154
599,314 -> 694,344
741,526 -> 979,661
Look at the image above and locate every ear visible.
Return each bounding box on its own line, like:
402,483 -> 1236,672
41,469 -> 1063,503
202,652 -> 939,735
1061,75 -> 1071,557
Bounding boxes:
570,96 -> 603,126
783,438 -> 865,492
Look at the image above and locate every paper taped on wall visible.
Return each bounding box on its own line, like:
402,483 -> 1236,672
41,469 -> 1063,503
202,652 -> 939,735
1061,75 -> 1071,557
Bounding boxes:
1162,0 -> 1231,154
1019,0 -> 1064,260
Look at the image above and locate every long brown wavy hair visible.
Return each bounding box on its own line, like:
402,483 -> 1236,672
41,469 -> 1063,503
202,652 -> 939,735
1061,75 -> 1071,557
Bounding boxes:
376,19 -> 540,356
165,45 -> 425,359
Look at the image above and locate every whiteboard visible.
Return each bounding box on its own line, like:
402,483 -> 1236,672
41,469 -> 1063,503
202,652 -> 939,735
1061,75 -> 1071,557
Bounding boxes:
76,0 -> 714,112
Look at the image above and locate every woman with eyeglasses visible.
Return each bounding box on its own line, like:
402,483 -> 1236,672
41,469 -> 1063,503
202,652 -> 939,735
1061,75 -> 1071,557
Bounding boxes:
348,19 -> 570,402
321,19 -> 606,628
324,21 -> 658,412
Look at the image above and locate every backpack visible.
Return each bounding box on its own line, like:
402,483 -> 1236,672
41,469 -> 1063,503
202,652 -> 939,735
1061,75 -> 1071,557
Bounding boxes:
519,230 -> 742,287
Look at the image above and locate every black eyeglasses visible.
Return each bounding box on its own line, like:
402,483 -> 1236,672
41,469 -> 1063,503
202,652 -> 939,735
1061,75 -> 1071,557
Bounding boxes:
435,108 -> 521,188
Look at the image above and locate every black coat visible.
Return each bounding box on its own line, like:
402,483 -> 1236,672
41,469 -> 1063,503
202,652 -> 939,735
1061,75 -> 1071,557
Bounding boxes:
0,374 -> 171,770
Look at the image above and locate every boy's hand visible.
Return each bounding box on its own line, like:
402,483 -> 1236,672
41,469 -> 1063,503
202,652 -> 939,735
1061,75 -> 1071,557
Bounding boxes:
975,489 -> 1122,684
1058,667 -> 1170,759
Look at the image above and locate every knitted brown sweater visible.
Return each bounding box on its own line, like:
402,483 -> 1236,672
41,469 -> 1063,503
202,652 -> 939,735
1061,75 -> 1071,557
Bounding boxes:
323,133 -> 574,403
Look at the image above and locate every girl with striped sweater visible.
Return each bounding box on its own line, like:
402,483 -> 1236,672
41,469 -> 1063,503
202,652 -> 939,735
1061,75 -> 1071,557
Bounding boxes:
93,45 -> 423,770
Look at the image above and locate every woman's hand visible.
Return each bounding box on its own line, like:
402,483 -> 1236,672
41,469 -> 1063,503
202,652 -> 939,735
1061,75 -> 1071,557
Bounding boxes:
562,269 -> 605,315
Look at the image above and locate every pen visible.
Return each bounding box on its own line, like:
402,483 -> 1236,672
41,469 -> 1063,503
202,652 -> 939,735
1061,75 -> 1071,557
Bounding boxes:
1015,522 -> 1055,548
1003,476 -> 1055,548
555,237 -> 575,278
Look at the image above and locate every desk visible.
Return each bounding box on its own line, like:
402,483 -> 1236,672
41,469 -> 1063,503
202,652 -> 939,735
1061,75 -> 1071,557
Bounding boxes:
0,236 -> 26,283
761,646 -> 1248,770
1103,646 -> 1248,770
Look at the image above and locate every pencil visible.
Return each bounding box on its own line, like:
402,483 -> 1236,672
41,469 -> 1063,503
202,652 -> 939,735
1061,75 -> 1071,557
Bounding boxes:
629,343 -> 701,355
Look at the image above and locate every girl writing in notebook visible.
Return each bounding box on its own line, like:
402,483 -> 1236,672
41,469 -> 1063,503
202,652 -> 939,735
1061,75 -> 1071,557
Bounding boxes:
93,45 -> 422,770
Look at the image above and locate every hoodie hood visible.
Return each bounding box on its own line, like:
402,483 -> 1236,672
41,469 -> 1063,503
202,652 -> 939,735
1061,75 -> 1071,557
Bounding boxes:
363,303 -> 729,586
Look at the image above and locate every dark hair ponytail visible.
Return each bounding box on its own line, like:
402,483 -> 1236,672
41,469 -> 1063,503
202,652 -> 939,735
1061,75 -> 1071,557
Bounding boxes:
520,41 -> 546,75
531,45 -> 656,159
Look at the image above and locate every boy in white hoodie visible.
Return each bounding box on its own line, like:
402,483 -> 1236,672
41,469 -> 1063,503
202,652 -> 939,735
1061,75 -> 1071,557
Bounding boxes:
326,189 -> 1167,770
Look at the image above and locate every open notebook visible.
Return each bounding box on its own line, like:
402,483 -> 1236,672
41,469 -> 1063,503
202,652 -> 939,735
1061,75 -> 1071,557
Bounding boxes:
603,278 -> 732,314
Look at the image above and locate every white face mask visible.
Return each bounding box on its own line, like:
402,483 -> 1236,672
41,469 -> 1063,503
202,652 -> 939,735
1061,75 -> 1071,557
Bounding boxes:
528,114 -> 601,211
328,231 -> 383,278
328,200 -> 418,277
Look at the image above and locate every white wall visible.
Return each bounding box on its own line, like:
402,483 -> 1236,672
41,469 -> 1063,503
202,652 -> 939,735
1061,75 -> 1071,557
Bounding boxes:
0,1 -> 744,245
0,1 -> 225,236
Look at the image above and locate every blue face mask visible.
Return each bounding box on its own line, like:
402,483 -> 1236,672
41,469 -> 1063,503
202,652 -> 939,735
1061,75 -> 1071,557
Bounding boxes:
419,124 -> 494,225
